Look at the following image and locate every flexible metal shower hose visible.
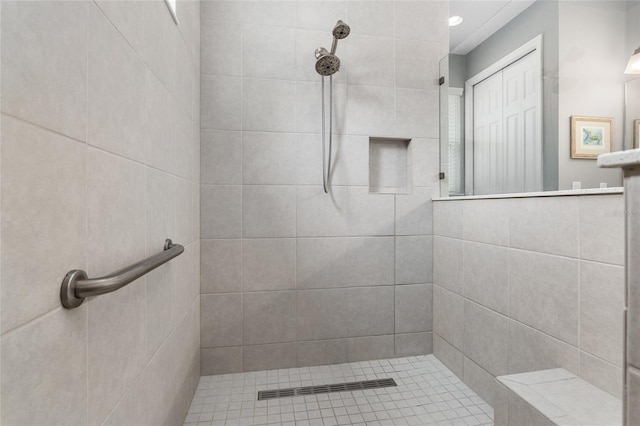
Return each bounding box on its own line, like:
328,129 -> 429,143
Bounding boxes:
321,75 -> 333,193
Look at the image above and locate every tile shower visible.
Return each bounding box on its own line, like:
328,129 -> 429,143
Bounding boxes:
198,0 -> 446,375
0,1 -> 632,425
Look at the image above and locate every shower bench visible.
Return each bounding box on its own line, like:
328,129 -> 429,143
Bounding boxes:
493,368 -> 622,426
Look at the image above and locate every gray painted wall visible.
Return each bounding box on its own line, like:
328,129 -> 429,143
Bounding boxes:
449,54 -> 467,89
557,1 -> 626,190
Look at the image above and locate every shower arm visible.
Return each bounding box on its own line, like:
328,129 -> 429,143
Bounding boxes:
330,37 -> 339,55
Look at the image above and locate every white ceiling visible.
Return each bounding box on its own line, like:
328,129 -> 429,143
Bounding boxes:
449,0 -> 537,55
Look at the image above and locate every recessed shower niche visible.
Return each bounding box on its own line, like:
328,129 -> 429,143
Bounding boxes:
369,137 -> 412,194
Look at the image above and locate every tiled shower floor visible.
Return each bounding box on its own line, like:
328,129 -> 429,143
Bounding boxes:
184,355 -> 493,426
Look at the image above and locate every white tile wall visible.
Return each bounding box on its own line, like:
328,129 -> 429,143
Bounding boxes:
1,1 -> 201,424
432,194 -> 625,403
200,0 -> 448,374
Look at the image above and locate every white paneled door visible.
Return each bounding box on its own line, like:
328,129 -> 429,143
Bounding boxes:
472,51 -> 541,195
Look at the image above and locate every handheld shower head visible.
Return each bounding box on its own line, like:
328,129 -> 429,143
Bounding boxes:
315,47 -> 341,76
330,20 -> 350,54
314,20 -> 350,76
332,20 -> 350,39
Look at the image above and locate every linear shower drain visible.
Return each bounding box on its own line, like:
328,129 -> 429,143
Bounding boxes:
257,378 -> 397,400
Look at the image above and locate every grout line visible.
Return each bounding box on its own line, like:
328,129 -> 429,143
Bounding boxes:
85,12 -> 90,424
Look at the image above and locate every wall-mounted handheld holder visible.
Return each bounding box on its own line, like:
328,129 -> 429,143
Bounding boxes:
60,239 -> 184,309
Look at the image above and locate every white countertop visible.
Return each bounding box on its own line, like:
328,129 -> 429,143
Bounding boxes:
433,186 -> 623,201
598,149 -> 640,168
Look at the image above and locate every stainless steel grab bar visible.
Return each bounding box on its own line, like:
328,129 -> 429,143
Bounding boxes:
60,239 -> 184,309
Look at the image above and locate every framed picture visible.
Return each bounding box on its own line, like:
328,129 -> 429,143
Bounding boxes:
635,119 -> 640,149
570,116 -> 614,159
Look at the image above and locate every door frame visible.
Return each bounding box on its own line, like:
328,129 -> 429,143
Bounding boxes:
464,35 -> 543,195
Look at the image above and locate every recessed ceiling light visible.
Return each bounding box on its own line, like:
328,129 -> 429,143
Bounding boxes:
449,16 -> 464,27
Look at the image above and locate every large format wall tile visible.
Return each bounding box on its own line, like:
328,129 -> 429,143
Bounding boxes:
347,286 -> 394,337
242,238 -> 296,291
243,132 -> 298,185
201,240 -> 242,294
464,357 -> 496,407
345,187 -> 395,236
0,117 -> 86,333
395,284 -> 432,333
1,308 -> 88,426
433,200 -> 463,238
296,237 -> 347,289
201,347 -> 243,375
579,261 -> 624,366
88,281 -> 147,425
345,237 -> 395,286
87,148 -> 146,277
201,75 -> 241,130
295,82 -> 348,135
395,236 -> 433,284
201,185 -> 242,238
462,199 -> 509,246
433,236 -> 462,294
395,332 -> 433,357
242,185 -> 297,237
297,186 -> 349,237
244,342 -> 297,371
396,88 -> 438,139
345,35 -> 394,87
579,351 -> 623,399
507,320 -> 580,375
347,1 -> 394,38
463,301 -> 509,376
463,242 -> 509,315
297,289 -> 349,341
297,1 -> 347,32
579,195 -> 625,265
243,78 -> 296,132
145,69 -> 177,174
395,39 -> 439,91
297,339 -> 348,367
243,24 -> 295,80
201,294 -> 243,348
509,250 -> 579,345
346,85 -> 395,136
433,285 -> 464,350
201,130 -> 242,185
395,187 -> 437,236
201,21 -> 241,76
1,1 -> 88,140
433,333 -> 464,378
509,197 -> 579,258
347,335 -> 395,362
88,5 -> 145,163
244,291 -> 296,345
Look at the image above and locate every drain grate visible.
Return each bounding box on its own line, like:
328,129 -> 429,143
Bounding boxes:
257,378 -> 397,400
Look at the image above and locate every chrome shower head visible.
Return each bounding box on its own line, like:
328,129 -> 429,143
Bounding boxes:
332,20 -> 350,40
330,20 -> 350,54
314,20 -> 349,76
315,47 -> 341,76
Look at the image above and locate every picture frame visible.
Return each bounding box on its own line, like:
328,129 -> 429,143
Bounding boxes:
635,119 -> 640,149
570,116 -> 614,159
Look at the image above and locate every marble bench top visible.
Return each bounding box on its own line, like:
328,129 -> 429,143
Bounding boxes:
497,368 -> 622,426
